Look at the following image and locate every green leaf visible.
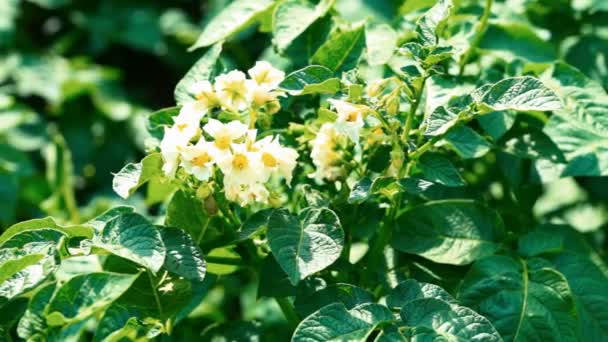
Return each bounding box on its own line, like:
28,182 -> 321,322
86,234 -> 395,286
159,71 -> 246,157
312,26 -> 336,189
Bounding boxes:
86,206 -> 135,232
418,153 -> 465,187
386,279 -> 456,310
443,125 -> 491,159
479,77 -> 562,112
236,208 -> 273,241
459,255 -> 578,342
112,153 -> 163,199
160,227 -> 206,281
311,23 -> 366,72
166,190 -> 209,240
272,0 -> 334,52
147,106 -> 180,139
175,43 -> 223,105
190,0 -> 275,50
46,272 -> 138,325
94,306 -> 159,342
0,217 -> 92,246
365,23 -> 397,66
416,0 -> 453,46
294,283 -> 374,318
348,177 -> 373,204
292,303 -> 393,341
543,62 -> 608,176
552,252 -> 608,341
392,200 -> 504,265
424,106 -> 459,137
400,298 -> 502,341
478,110 -> 516,140
279,65 -> 341,96
518,225 -> 608,341
479,21 -> 556,63
17,283 -> 56,340
93,213 -> 166,273
0,248 -> 57,303
267,207 -> 344,285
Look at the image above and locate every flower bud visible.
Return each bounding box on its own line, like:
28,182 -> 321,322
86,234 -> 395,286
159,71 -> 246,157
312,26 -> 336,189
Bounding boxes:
196,183 -> 213,199
203,196 -> 219,216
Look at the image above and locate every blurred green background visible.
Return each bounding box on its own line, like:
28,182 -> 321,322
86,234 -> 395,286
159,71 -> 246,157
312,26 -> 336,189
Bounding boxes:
1,0 -> 607,340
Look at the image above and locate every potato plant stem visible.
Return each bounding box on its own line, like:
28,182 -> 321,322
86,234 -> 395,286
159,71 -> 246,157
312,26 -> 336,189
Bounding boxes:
275,297 -> 299,329
459,0 -> 493,75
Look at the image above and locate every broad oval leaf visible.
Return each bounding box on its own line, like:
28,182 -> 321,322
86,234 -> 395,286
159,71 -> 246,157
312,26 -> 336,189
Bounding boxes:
400,298 -> 503,341
94,213 -> 166,273
0,217 -> 92,246
392,200 -> 504,265
479,77 -> 562,112
17,283 -> 56,340
443,125 -> 491,159
543,62 -> 608,176
279,65 -> 341,96
190,0 -> 275,50
46,272 -> 138,326
112,153 -> 163,200
416,0 -> 453,46
267,207 -> 344,285
418,153 -> 465,187
292,303 -> 393,342
273,0 -> 334,52
458,255 -> 578,342
161,227 -> 206,282
311,23 -> 366,72
386,279 -> 456,310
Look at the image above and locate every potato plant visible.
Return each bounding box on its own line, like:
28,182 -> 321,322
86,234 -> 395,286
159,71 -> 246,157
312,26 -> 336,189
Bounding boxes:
1,0 -> 608,341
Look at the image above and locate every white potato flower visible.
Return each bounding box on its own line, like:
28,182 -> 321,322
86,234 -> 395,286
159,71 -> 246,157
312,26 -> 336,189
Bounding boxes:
160,126 -> 191,177
189,80 -> 219,109
248,80 -> 284,111
310,123 -> 343,182
328,99 -> 366,142
248,61 -> 285,89
214,70 -> 251,111
203,119 -> 248,156
173,102 -> 206,142
180,138 -> 219,181
218,143 -> 264,186
254,136 -> 299,184
224,182 -> 270,206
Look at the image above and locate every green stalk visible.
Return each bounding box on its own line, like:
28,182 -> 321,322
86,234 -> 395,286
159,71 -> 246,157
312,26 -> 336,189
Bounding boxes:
459,0 -> 494,75
147,270 -> 164,320
275,297 -> 300,329
401,77 -> 427,146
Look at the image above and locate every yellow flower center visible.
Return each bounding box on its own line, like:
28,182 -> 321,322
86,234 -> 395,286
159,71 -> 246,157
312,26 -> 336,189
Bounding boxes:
232,153 -> 249,170
262,152 -> 278,167
192,152 -> 212,167
346,111 -> 359,122
255,70 -> 270,85
215,135 -> 231,149
177,123 -> 188,131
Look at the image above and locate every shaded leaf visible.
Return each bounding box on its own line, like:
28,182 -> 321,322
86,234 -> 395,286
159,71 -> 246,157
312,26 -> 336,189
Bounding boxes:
267,208 -> 344,285
392,200 -> 504,265
190,0 -> 275,50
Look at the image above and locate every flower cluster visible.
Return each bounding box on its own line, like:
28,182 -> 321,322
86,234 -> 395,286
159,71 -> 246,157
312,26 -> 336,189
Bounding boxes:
159,62 -> 298,206
309,99 -> 369,182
